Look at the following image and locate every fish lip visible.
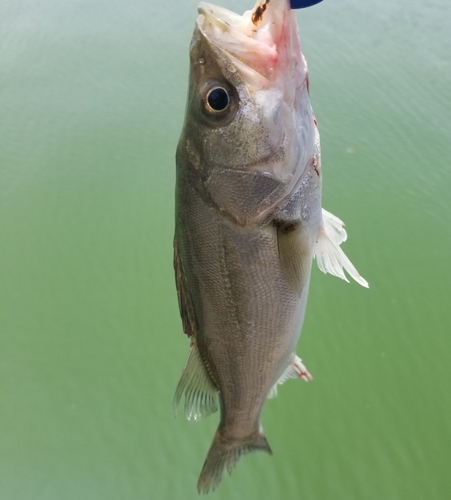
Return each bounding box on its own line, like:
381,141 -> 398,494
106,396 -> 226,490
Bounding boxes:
197,2 -> 249,37
197,0 -> 292,39
197,2 -> 234,27
196,0 -> 297,80
196,2 -> 258,53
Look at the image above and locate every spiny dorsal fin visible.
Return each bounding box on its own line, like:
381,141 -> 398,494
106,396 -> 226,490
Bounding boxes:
314,209 -> 369,288
173,340 -> 219,421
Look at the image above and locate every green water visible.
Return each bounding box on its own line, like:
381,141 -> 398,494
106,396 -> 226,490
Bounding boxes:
1,0 -> 450,498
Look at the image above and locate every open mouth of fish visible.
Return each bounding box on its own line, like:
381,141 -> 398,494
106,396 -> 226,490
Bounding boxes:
197,0 -> 302,82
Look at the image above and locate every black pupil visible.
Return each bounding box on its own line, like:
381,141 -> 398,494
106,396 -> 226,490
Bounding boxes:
207,88 -> 229,111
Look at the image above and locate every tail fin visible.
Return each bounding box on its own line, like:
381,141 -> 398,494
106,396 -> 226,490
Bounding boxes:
197,429 -> 272,494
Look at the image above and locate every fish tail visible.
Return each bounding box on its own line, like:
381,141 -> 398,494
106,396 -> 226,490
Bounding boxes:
197,428 -> 272,494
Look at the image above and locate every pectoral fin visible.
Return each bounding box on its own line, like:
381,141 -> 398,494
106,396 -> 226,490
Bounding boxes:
277,223 -> 311,295
174,340 -> 219,421
268,354 -> 312,399
314,209 -> 369,288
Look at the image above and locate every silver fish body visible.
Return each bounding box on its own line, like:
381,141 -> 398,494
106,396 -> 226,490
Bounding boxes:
173,0 -> 367,492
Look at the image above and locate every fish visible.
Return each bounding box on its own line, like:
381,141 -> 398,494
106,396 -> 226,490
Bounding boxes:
173,0 -> 368,493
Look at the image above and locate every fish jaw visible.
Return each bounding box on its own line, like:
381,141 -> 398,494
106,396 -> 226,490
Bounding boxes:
197,0 -> 307,94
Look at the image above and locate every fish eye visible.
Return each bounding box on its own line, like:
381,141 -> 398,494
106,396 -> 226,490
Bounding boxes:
199,80 -> 238,125
206,87 -> 229,112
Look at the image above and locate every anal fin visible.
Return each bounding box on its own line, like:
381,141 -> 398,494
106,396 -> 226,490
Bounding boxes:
173,340 -> 219,421
268,354 -> 312,399
314,209 -> 369,288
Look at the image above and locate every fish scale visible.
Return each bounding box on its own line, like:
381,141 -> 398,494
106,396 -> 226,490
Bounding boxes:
173,0 -> 368,493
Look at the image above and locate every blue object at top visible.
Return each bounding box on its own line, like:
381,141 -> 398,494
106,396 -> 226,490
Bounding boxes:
290,0 -> 323,8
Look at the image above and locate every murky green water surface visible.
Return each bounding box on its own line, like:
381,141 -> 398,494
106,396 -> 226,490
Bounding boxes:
1,0 -> 450,498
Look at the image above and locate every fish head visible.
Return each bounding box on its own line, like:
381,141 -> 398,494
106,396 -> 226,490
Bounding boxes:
178,0 -> 317,224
